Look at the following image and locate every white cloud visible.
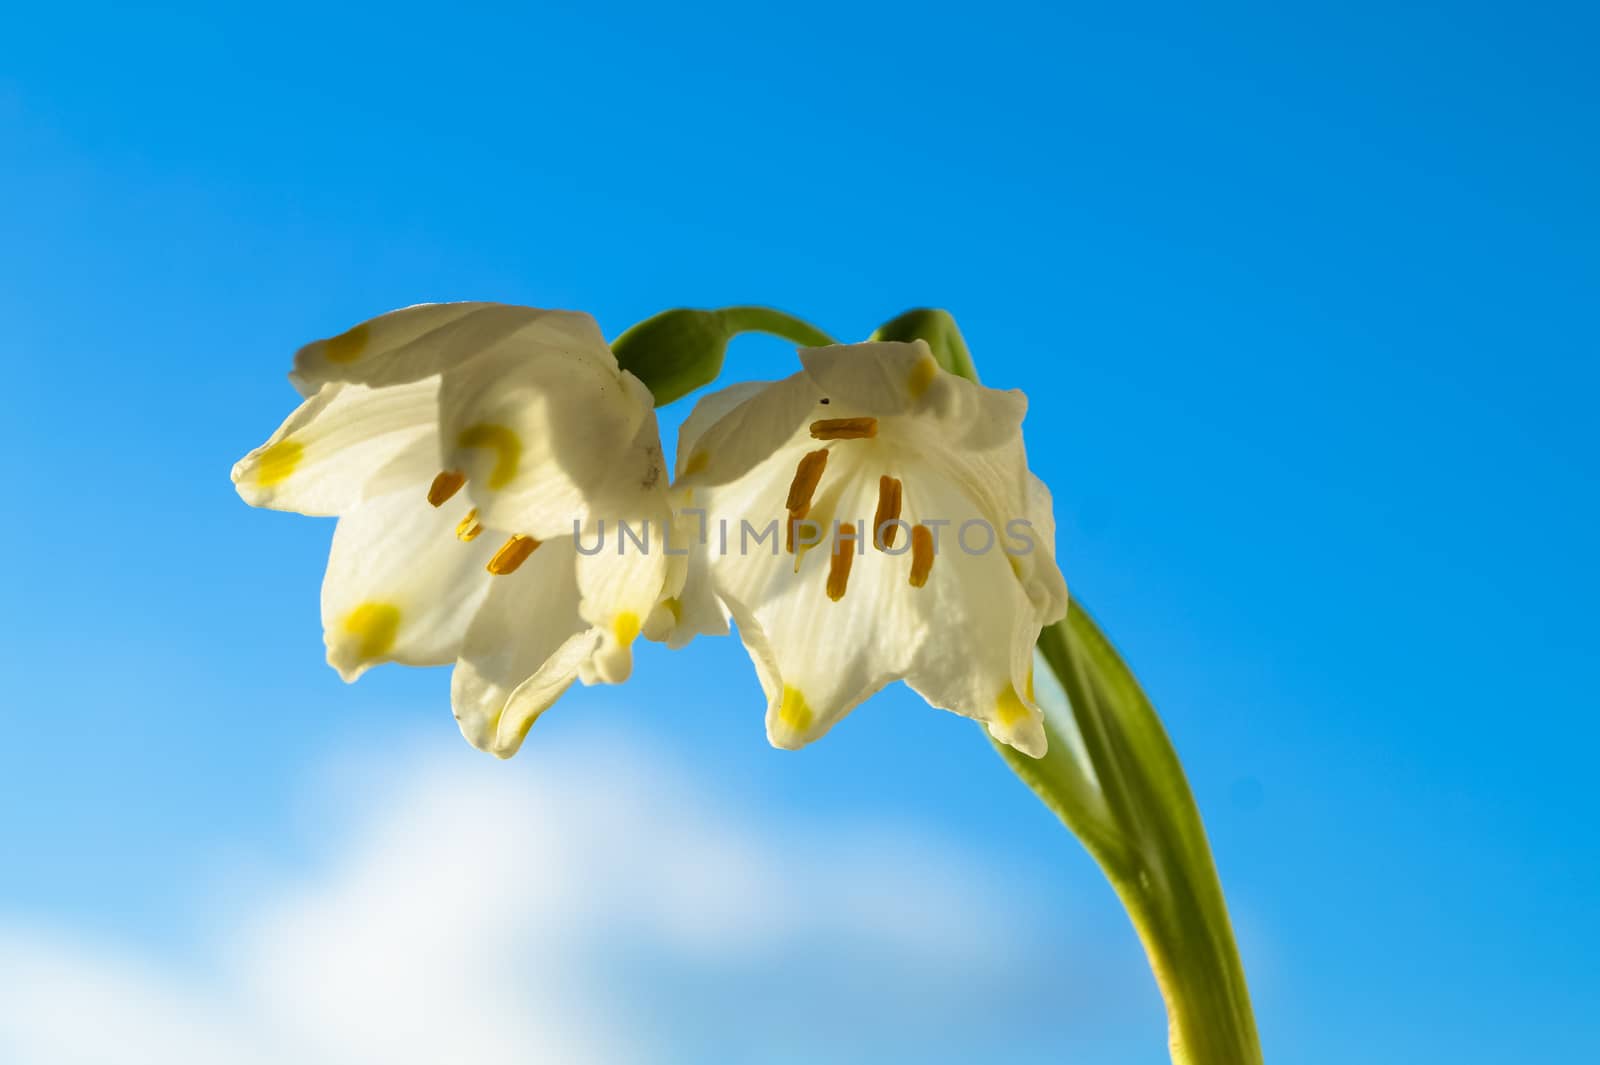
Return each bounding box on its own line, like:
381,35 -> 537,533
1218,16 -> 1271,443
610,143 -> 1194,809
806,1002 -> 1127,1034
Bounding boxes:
0,732 -> 1091,1065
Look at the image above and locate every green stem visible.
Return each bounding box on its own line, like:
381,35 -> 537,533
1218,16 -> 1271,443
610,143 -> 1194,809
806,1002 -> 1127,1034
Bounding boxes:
1006,609 -> 1263,1065
718,306 -> 837,348
872,304 -> 1262,1063
612,306 -> 836,407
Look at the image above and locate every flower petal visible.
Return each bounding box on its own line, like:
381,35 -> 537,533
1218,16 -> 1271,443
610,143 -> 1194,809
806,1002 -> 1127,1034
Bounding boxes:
231,379 -> 439,517
798,340 -> 940,416
672,372 -> 817,489
320,480 -> 500,680
674,380 -> 771,477
700,447 -> 921,748
572,514 -> 672,685
643,493 -> 729,649
450,536 -> 595,757
438,344 -> 656,540
892,466 -> 1050,757
291,302 -> 612,394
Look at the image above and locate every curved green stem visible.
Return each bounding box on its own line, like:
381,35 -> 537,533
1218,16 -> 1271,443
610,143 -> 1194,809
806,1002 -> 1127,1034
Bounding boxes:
612,306 -> 835,406
872,304 -> 1263,1064
718,306 -> 836,349
997,608 -> 1262,1065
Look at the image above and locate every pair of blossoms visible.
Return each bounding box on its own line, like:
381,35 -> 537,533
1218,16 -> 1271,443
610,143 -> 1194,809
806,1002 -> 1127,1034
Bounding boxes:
232,303 -> 1068,758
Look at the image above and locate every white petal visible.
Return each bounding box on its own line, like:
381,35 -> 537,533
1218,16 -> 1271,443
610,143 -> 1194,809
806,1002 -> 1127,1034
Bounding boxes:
450,536 -> 594,757
320,480 -> 500,680
571,513 -> 672,685
231,379 -> 439,517
672,371 -> 818,488
438,342 -> 656,540
644,492 -> 729,649
701,446 -> 920,749
798,340 -> 940,416
801,341 -> 1028,457
291,303 -> 612,394
893,467 -> 1049,758
1015,472 -> 1069,623
674,379 -> 771,477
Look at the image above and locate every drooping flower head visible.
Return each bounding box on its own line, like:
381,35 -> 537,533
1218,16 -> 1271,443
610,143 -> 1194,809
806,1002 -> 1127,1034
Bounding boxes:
670,340 -> 1068,756
232,302 -> 673,756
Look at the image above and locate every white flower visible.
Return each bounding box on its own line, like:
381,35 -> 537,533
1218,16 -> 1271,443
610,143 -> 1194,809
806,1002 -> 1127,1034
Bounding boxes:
231,302 -> 673,757
669,340 -> 1068,757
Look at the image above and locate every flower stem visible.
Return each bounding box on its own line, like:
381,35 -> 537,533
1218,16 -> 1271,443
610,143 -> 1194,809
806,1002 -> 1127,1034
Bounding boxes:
717,306 -> 837,349
869,304 -> 1263,1064
997,608 -> 1263,1065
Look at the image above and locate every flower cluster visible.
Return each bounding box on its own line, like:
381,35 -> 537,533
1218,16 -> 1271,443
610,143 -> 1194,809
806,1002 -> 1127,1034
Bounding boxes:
233,303 -> 1067,757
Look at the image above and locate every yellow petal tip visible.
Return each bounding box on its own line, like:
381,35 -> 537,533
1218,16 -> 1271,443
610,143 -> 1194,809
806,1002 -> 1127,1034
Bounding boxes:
612,611 -> 641,646
252,439 -> 304,487
995,682 -> 1032,729
776,685 -> 814,737
342,601 -> 400,661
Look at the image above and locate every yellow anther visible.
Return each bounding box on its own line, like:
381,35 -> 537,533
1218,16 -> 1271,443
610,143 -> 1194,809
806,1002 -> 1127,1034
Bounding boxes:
342,602 -> 400,660
253,439 -> 303,486
427,469 -> 467,507
809,416 -> 878,440
324,323 -> 370,364
612,611 -> 641,645
455,508 -> 484,542
785,448 -> 829,515
826,525 -> 858,602
778,686 -> 814,734
486,534 -> 540,575
909,524 -> 936,587
995,682 -> 1031,729
457,423 -> 521,489
873,475 -> 903,550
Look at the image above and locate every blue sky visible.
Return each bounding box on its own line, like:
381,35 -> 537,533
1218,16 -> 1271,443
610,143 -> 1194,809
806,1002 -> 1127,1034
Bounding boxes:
2,1 -> 1596,1061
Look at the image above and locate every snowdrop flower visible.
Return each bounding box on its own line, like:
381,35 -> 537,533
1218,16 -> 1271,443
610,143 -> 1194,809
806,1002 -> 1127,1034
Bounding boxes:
669,340 -> 1068,756
232,302 -> 673,756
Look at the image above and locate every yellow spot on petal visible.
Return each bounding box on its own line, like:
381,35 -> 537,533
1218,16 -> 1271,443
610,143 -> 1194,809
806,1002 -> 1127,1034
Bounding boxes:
907,354 -> 939,399
683,449 -> 710,476
778,685 -> 814,735
995,682 -> 1031,729
1025,668 -> 1036,704
254,439 -> 304,486
662,597 -> 683,623
343,602 -> 400,660
325,323 -> 370,364
457,423 -> 521,490
612,611 -> 641,646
